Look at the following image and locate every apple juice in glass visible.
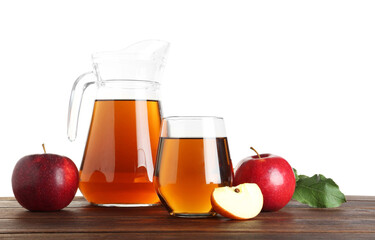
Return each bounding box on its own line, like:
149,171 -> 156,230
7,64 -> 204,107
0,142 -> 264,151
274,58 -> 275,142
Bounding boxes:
67,40 -> 169,206
154,117 -> 233,217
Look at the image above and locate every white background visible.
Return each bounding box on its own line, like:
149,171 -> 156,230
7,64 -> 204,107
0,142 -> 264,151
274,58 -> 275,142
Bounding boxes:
0,0 -> 374,197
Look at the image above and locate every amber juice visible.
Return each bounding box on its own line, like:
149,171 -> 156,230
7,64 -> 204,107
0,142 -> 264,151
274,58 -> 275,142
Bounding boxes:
79,99 -> 161,205
154,137 -> 233,215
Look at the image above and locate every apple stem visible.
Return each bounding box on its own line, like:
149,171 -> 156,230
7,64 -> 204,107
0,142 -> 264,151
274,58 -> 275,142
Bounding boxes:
250,147 -> 261,159
42,144 -> 46,154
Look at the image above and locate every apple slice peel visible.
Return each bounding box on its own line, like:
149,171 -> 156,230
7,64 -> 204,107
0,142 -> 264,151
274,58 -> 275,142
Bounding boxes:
211,183 -> 263,220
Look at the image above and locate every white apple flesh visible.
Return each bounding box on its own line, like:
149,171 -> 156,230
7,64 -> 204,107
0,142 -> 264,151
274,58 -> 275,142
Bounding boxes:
211,183 -> 263,220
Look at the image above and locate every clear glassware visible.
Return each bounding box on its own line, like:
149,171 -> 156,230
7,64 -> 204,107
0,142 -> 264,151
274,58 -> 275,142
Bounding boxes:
154,116 -> 233,217
67,40 -> 169,206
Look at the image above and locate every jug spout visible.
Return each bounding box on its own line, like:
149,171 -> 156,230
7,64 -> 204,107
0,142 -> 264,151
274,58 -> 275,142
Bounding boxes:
92,40 -> 170,83
120,39 -> 170,63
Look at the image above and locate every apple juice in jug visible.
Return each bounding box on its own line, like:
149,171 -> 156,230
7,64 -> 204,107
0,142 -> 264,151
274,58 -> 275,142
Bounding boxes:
79,99 -> 161,205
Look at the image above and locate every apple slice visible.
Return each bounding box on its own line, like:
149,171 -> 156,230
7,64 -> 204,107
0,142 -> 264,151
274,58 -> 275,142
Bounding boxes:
211,183 -> 263,220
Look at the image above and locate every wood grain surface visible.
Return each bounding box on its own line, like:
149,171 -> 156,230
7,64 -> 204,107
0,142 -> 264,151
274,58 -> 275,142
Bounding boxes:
0,196 -> 374,239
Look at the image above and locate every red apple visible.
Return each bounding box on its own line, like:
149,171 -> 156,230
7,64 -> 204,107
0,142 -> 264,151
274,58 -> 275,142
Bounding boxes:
12,145 -> 79,211
233,147 -> 295,212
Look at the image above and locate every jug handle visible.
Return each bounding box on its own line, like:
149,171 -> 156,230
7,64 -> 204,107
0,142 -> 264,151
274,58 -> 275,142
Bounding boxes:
67,71 -> 95,141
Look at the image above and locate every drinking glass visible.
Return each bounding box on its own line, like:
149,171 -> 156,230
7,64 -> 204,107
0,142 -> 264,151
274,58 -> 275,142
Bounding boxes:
154,116 -> 233,217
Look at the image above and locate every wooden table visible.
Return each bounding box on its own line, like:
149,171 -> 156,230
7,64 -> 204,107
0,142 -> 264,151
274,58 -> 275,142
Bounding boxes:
0,196 -> 374,239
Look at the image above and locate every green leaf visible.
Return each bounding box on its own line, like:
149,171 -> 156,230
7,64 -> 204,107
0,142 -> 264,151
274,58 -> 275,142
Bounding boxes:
293,168 -> 299,181
292,173 -> 346,208
298,174 -> 309,180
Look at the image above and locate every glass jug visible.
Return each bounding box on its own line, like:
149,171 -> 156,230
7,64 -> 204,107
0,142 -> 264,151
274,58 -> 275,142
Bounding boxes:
67,40 -> 169,206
